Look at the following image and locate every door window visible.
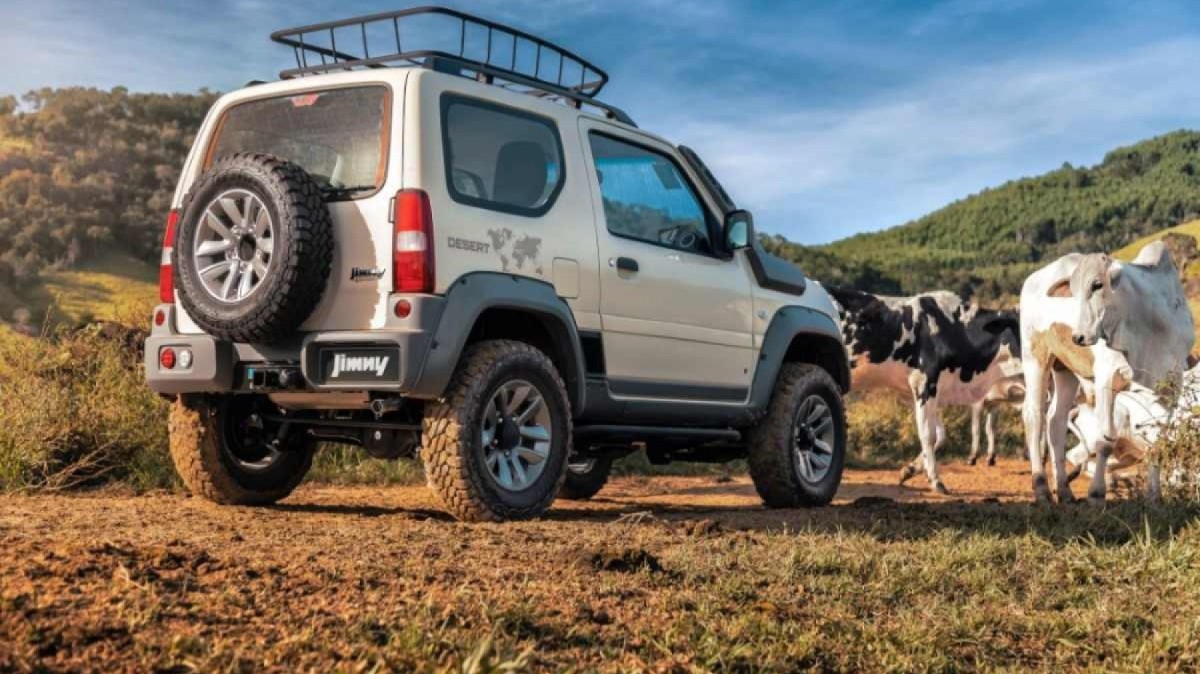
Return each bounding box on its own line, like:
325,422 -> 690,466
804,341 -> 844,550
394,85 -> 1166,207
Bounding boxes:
588,133 -> 713,255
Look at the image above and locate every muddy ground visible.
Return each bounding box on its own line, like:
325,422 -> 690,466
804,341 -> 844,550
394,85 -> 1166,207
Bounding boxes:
4,459 -> 1199,673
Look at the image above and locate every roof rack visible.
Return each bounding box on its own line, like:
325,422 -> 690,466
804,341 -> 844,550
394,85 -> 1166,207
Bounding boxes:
270,6 -> 636,126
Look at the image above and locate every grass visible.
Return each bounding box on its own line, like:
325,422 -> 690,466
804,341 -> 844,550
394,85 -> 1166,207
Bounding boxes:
0,248 -> 158,328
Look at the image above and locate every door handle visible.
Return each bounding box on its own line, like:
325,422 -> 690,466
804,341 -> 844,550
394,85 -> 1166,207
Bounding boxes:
613,256 -> 639,273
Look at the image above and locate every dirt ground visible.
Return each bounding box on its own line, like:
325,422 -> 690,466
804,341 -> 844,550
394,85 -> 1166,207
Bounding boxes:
2,459 -> 1188,674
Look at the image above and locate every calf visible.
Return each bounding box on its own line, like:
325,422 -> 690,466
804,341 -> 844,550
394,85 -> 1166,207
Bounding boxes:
1019,241 -> 1194,503
829,288 -> 1021,493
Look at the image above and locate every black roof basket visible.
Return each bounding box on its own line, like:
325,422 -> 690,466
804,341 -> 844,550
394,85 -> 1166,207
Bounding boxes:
270,6 -> 635,126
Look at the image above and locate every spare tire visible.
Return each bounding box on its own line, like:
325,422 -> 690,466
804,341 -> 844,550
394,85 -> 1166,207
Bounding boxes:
173,153 -> 334,344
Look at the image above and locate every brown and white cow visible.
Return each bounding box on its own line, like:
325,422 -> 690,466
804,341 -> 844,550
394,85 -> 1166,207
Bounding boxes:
967,375 -> 1025,466
1019,241 -> 1194,503
829,288 -> 1021,493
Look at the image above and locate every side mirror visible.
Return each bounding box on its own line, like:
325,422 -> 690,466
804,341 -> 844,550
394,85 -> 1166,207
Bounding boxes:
724,210 -> 754,250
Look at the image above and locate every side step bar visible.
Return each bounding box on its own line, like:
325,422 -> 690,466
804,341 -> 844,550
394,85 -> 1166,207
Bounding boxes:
574,425 -> 741,443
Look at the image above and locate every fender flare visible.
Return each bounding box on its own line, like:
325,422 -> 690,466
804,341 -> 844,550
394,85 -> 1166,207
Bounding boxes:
411,272 -> 587,412
748,306 -> 849,414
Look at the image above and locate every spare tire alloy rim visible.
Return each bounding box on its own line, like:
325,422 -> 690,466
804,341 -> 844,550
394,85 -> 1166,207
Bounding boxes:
482,379 -> 552,492
793,394 -> 835,484
194,189 -> 275,303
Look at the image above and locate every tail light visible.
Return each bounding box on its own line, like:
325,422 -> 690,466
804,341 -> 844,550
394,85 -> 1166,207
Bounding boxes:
159,209 -> 180,303
393,189 -> 435,293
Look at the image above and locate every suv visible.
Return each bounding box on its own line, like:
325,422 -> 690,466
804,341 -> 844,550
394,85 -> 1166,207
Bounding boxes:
145,7 -> 850,522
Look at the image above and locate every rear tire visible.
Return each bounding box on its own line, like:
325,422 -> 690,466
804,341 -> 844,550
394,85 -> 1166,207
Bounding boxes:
747,363 -> 846,508
559,455 -> 613,501
422,340 -> 572,522
169,395 -> 315,505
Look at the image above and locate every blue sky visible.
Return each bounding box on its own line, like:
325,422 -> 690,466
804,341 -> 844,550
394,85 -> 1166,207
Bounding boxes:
2,0 -> 1199,244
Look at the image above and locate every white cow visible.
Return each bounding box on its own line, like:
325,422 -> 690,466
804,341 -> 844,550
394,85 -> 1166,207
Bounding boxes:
1067,364 -> 1200,498
1019,241 -> 1194,503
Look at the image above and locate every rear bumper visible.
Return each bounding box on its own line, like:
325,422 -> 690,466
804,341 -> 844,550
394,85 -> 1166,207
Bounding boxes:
145,298 -> 445,396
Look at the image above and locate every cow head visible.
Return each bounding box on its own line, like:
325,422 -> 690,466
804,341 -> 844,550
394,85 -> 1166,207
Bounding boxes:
1050,253 -> 1123,347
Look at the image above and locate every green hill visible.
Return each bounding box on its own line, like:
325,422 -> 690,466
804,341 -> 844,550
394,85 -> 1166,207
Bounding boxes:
766,130 -> 1200,301
0,248 -> 157,330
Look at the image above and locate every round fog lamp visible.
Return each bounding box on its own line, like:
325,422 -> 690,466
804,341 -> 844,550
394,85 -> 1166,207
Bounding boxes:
160,348 -> 176,370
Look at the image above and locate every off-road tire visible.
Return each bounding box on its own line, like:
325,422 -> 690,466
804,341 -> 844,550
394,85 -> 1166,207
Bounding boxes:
170,396 -> 315,505
747,363 -> 847,508
422,340 -> 572,522
173,153 -> 334,345
559,456 -> 613,501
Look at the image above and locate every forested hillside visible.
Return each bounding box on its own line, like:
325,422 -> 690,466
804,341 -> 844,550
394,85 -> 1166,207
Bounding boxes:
0,88 -> 216,292
766,130 -> 1200,301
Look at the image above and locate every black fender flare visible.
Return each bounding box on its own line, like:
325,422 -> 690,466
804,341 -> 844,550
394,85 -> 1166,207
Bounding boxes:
411,272 -> 587,413
747,306 -> 850,415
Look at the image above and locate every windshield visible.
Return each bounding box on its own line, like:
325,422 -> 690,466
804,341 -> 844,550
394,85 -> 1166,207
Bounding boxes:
206,86 -> 389,199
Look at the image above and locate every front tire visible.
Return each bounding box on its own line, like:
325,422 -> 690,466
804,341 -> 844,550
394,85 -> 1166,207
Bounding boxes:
747,364 -> 847,508
169,395 -> 315,505
422,340 -> 572,522
559,455 -> 613,501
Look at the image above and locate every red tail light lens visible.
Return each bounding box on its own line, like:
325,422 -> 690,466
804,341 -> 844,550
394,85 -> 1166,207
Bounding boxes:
159,347 -> 177,370
393,190 -> 435,293
159,209 -> 180,303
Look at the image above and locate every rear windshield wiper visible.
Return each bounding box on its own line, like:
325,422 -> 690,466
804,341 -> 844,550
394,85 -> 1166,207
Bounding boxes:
319,184 -> 376,200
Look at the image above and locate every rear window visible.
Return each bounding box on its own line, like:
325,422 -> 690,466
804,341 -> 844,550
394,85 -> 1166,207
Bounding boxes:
206,86 -> 389,200
441,95 -> 564,217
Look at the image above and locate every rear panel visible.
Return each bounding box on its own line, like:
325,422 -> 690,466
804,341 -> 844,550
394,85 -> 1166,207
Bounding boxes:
172,71 -> 409,336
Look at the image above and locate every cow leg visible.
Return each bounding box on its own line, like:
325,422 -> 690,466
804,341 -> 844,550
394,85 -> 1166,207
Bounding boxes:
1046,370 -> 1079,504
1147,464 -> 1162,502
968,403 -> 984,466
1087,439 -> 1111,504
985,407 -> 998,466
915,399 -> 948,494
1022,358 -> 1053,503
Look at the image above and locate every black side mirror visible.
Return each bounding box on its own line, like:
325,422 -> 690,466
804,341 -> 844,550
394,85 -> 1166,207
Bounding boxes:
724,210 -> 754,250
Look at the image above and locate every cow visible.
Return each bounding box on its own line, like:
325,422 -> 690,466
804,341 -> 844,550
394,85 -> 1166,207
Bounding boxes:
828,288 -> 1021,493
1066,363 -> 1200,497
1019,240 -> 1194,503
967,375 -> 1025,466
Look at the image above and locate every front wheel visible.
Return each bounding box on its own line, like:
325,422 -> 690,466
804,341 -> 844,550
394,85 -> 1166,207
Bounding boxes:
747,364 -> 847,507
169,395 -> 315,505
422,340 -> 572,522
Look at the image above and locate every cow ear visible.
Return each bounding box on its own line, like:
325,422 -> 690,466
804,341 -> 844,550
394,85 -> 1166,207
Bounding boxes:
1107,261 -> 1123,288
1047,278 -> 1072,298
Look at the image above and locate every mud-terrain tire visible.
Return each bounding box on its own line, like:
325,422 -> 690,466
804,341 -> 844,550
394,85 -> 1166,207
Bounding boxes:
559,456 -> 613,501
170,396 -> 315,505
423,340 -> 572,522
173,153 -> 334,345
747,363 -> 846,508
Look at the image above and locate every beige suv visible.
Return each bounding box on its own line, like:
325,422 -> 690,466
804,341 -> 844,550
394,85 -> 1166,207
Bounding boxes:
145,7 -> 851,522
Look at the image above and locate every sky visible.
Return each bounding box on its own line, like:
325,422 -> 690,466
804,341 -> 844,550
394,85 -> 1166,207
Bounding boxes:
2,0 -> 1199,244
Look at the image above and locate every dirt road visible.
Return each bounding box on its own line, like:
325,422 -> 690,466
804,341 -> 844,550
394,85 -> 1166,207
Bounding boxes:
4,459 -> 1189,674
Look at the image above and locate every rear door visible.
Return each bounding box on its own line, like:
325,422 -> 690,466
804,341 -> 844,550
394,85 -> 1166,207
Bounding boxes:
578,120 -> 756,402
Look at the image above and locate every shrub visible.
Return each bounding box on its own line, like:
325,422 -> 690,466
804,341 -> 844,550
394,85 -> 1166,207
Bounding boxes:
0,323 -> 172,491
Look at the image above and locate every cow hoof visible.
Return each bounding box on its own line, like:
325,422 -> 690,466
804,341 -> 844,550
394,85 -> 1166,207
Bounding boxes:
1066,463 -> 1083,484
1058,489 -> 1076,505
1087,491 -> 1106,506
899,465 -> 918,485
932,482 -> 949,495
966,456 -> 978,466
1033,476 -> 1051,503
986,455 -> 997,467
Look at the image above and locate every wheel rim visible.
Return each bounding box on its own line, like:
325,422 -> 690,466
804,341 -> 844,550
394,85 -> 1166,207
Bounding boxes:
194,189 -> 275,303
481,379 -> 553,492
220,402 -> 286,472
793,394 -> 836,484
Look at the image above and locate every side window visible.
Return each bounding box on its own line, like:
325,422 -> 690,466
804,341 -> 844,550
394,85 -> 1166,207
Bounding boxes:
442,96 -> 564,216
588,132 -> 713,255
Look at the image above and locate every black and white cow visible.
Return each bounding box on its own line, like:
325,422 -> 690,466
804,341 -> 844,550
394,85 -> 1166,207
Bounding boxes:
828,287 -> 1022,493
